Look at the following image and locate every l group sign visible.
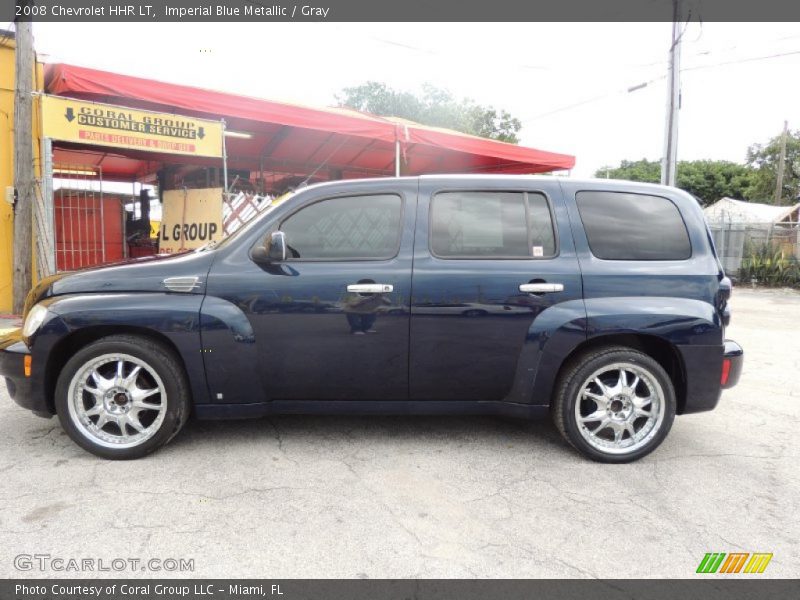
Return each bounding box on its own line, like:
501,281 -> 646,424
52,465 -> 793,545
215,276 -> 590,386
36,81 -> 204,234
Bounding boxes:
160,188 -> 224,253
41,94 -> 224,158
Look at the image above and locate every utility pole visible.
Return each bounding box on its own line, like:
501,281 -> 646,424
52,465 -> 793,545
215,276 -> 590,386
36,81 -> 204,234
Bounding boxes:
661,0 -> 682,187
12,18 -> 35,314
773,120 -> 788,205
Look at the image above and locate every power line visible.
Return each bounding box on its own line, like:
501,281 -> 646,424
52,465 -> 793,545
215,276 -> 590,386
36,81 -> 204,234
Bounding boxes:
366,35 -> 553,72
682,48 -> 800,72
524,75 -> 666,122
628,32 -> 800,69
522,47 -> 800,124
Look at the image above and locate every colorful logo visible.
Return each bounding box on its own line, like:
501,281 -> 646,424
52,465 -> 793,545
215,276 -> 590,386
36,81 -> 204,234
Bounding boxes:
696,552 -> 773,574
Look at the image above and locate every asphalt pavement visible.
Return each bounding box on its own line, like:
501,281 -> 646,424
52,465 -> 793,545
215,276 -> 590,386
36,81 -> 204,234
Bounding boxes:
0,288 -> 797,578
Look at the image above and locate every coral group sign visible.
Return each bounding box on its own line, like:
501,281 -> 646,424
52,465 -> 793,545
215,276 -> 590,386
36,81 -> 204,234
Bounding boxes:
159,188 -> 224,253
41,95 -> 223,158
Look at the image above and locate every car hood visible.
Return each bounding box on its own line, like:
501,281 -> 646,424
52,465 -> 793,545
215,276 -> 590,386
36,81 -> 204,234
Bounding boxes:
24,250 -> 216,315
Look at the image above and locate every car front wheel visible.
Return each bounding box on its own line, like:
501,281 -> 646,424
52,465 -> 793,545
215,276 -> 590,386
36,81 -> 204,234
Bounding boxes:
55,335 -> 190,459
552,346 -> 676,463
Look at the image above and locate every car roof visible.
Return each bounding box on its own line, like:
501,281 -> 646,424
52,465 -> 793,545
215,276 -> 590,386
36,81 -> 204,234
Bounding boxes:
297,174 -> 684,198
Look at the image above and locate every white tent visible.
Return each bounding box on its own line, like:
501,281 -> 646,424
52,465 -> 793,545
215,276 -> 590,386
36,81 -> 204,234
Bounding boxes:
704,197 -> 800,225
704,198 -> 800,274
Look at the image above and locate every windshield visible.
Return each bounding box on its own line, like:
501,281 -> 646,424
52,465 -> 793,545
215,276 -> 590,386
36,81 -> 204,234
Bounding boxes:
195,194 -> 293,253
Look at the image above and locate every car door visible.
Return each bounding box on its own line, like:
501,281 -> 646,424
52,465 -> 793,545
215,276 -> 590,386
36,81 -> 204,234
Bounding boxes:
409,178 -> 583,402
205,180 -> 416,402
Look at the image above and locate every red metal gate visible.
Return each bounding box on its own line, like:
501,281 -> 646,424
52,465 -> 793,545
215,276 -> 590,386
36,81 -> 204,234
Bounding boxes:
54,166 -> 125,272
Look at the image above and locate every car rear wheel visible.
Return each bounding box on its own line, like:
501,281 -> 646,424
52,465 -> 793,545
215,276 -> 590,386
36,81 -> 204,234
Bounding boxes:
55,335 -> 190,459
552,346 -> 676,463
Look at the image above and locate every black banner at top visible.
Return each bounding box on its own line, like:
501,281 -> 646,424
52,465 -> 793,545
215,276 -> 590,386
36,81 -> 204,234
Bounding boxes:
5,0 -> 800,22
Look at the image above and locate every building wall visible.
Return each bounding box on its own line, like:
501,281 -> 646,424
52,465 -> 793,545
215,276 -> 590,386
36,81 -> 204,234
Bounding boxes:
0,34 -> 44,313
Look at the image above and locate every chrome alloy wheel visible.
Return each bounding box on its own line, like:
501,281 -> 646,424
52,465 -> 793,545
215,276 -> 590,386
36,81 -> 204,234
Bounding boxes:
574,362 -> 666,455
67,353 -> 167,449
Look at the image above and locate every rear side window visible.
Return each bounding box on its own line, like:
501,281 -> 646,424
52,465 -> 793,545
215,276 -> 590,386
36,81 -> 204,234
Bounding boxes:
430,191 -> 556,258
280,194 -> 402,260
576,191 -> 691,260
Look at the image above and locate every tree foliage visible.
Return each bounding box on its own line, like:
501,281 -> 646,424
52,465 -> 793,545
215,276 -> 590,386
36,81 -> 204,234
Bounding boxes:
598,130 -> 800,207
336,81 -> 522,143
745,129 -> 800,204
595,159 -> 661,184
595,159 -> 757,206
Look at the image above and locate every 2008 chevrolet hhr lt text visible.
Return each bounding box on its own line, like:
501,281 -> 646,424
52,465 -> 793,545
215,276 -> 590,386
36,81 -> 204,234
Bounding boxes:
0,176 -> 743,462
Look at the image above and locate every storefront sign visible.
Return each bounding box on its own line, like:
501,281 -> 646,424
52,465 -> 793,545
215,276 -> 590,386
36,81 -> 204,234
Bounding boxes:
159,188 -> 224,253
41,95 -> 223,158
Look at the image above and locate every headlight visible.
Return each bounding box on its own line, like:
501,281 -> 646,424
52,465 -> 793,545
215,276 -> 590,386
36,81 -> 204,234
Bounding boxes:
22,304 -> 49,338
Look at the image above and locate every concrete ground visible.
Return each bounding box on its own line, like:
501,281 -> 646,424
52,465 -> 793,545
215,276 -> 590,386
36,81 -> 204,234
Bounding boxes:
0,288 -> 797,579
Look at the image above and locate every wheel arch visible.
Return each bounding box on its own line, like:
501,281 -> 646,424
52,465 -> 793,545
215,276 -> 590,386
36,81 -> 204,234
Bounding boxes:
44,325 -> 188,415
551,333 -> 688,414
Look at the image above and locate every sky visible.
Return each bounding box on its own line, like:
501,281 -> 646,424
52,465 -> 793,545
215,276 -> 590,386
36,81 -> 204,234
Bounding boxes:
27,21 -> 800,178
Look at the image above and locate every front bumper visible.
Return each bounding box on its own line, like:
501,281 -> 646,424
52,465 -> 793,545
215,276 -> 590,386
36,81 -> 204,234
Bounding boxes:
0,330 -> 49,418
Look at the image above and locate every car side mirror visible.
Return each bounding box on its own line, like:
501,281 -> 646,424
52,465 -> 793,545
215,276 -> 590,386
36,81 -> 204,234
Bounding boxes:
269,231 -> 287,261
251,231 -> 287,263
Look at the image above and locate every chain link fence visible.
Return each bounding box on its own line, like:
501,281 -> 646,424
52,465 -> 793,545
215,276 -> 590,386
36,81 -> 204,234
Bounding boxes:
709,221 -> 800,285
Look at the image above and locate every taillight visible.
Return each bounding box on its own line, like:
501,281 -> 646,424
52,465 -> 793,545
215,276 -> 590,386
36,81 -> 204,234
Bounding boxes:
721,358 -> 731,386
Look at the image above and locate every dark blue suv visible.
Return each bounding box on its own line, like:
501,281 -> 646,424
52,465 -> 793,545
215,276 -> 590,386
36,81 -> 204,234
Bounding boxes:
0,176 -> 743,462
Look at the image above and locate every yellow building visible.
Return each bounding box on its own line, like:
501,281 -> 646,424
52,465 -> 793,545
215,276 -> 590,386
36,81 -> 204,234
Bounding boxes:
0,30 -> 44,313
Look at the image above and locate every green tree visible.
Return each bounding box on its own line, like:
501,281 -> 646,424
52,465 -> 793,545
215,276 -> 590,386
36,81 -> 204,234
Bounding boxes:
336,82 -> 522,143
595,159 -> 756,206
595,159 -> 661,184
745,129 -> 800,204
676,160 -> 756,206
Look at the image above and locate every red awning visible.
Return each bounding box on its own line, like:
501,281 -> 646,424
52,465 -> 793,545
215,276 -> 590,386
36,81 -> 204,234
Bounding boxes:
45,63 -> 575,182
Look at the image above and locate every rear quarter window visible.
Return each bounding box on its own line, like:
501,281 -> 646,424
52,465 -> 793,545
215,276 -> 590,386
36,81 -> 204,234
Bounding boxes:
575,191 -> 691,260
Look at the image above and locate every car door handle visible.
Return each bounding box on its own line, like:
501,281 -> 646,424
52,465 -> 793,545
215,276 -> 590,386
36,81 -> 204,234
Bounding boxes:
519,283 -> 564,293
347,283 -> 394,293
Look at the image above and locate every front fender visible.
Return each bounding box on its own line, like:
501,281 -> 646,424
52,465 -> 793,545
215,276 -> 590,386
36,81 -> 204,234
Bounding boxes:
38,293 -> 208,407
198,295 -> 260,405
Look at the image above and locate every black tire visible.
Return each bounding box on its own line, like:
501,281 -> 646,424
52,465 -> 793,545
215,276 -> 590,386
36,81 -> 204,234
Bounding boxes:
55,335 -> 190,460
552,346 -> 676,463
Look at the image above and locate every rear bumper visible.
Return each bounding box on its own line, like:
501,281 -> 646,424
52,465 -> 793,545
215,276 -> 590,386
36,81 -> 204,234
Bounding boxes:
677,339 -> 743,414
722,339 -> 743,389
0,330 -> 50,418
